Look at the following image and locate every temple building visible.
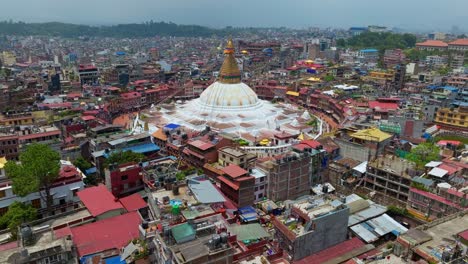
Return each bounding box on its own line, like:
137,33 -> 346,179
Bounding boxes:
143,39 -> 316,144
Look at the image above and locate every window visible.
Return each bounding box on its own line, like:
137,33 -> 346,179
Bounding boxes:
0,207 -> 8,216
121,175 -> 128,181
0,190 -> 5,198
229,157 -> 233,162
31,198 -> 41,209
72,189 -> 78,197
255,187 -> 258,192
260,185 -> 265,190
59,199 -> 66,205
260,177 -> 265,182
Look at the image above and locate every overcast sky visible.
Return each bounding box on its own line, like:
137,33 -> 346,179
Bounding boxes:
1,0 -> 467,32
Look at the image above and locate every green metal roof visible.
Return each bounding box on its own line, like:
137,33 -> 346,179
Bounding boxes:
171,223 -> 195,244
228,223 -> 270,241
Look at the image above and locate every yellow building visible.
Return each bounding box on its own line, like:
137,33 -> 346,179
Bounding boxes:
0,113 -> 35,126
1,51 -> 16,66
435,106 -> 468,129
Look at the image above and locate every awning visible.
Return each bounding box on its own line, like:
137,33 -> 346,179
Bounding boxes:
286,91 -> 299,96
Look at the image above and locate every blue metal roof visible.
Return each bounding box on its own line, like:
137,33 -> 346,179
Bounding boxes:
442,86 -> 459,92
85,167 -> 97,175
121,143 -> 160,154
360,49 -> 378,53
164,123 -> 180,129
350,27 -> 367,31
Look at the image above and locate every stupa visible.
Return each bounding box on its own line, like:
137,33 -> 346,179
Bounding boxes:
146,39 -> 316,140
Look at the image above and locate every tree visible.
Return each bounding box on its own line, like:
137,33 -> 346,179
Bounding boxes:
5,144 -> 60,215
0,202 -> 37,240
73,156 -> 92,172
406,143 -> 440,169
73,156 -> 97,186
324,75 -> 335,82
104,150 -> 145,167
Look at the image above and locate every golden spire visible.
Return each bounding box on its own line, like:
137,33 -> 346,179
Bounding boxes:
218,38 -> 241,84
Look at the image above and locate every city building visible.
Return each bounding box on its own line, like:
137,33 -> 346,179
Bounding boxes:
0,133 -> 19,160
78,64 -> 99,85
0,160 -> 85,218
71,211 -> 142,259
448,39 -> 468,52
76,184 -> 126,220
394,213 -> 467,263
416,40 -> 448,51
218,164 -> 255,207
272,195 -> 349,260
435,106 -> 468,131
217,146 -> 257,170
104,162 -> 143,198
364,155 -> 418,204
256,150 -> 311,202
407,182 -> 468,221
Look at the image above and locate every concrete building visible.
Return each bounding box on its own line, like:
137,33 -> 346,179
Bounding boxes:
407,178 -> 468,221
149,213 -> 235,264
78,64 -> 99,85
256,150 -> 311,202
0,160 -> 85,218
448,39 -> 468,52
217,146 -> 257,170
0,133 -> 19,160
250,168 -> 267,202
218,164 -> 255,207
416,40 -> 448,51
364,155 -> 418,204
272,195 -> 349,260
104,162 -> 143,198
435,106 -> 468,131
335,127 -> 393,162
394,213 -> 467,263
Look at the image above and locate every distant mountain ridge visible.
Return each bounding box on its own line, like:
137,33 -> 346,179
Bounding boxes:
0,21 -> 228,38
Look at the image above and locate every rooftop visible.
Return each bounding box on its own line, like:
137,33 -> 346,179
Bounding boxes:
221,164 -> 248,178
71,212 -> 142,257
413,214 -> 468,262
368,155 -> 416,179
416,40 -> 448,47
350,127 -> 392,142
77,185 -> 124,217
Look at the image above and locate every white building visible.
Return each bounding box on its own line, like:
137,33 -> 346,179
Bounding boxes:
0,160 -> 85,218
251,168 -> 267,202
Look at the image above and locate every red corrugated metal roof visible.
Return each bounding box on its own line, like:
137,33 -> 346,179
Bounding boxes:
301,140 -> 322,149
19,130 -> 61,141
119,193 -> 147,212
221,164 -> 248,178
218,176 -> 240,191
458,229 -> 468,240
54,226 -> 72,239
189,139 -> 214,151
449,39 -> 468,46
77,185 -> 124,217
293,237 -> 365,264
81,115 -> 95,121
368,101 -> 398,110
71,212 -> 141,257
416,40 -> 448,47
410,188 -> 462,209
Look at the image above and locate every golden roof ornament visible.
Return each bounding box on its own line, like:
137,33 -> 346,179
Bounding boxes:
218,38 -> 241,84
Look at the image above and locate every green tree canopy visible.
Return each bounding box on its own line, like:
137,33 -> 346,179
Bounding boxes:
406,143 -> 440,169
5,144 -> 61,215
0,202 -> 37,240
73,156 -> 92,172
73,156 -> 97,186
105,150 -> 145,167
341,32 -> 417,51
